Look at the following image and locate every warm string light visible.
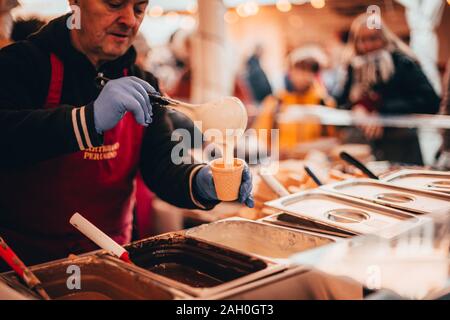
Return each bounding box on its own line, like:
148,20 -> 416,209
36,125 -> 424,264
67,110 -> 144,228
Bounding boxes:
245,1 -> 260,16
236,1 -> 260,18
276,0 -> 292,13
310,0 -> 326,9
148,0 -> 327,25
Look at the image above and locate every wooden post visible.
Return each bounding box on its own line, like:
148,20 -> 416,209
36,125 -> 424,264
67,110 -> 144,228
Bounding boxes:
191,0 -> 231,103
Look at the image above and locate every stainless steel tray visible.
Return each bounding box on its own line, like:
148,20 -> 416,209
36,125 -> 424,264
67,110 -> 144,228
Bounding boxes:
115,233 -> 284,298
185,218 -> 335,263
323,179 -> 450,215
265,189 -> 420,238
382,170 -> 450,194
208,266 -> 363,300
1,254 -> 186,300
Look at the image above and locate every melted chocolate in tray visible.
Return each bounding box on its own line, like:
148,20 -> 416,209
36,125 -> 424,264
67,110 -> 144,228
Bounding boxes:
3,256 -> 175,300
126,235 -> 267,288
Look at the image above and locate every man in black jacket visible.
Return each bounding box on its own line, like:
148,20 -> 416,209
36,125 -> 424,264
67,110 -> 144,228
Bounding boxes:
0,0 -> 253,267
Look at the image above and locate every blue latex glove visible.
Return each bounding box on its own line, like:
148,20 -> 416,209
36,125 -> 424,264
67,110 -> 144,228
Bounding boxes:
94,76 -> 156,134
194,163 -> 254,208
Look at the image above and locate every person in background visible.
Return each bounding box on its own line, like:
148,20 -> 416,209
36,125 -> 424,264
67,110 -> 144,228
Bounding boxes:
11,17 -> 45,42
133,32 -> 151,71
436,59 -> 450,169
252,46 -> 335,153
169,29 -> 252,104
0,0 -> 18,49
160,30 -> 203,151
334,14 -> 440,165
245,44 -> 273,104
167,29 -> 192,101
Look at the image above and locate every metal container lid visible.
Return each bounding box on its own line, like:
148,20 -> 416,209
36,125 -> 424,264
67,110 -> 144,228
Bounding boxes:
381,169 -> 450,195
323,179 -> 450,215
265,189 -> 421,238
185,218 -> 335,263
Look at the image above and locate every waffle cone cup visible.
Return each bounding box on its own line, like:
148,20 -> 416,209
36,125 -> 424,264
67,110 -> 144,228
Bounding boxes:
211,158 -> 245,201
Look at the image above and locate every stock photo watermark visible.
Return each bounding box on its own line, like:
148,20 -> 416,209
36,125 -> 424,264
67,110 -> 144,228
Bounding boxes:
366,265 -> 382,290
367,5 -> 382,30
66,265 -> 81,290
66,5 -> 81,30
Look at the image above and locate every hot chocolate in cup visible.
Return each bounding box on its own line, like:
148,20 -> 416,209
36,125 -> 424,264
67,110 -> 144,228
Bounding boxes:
210,158 -> 245,201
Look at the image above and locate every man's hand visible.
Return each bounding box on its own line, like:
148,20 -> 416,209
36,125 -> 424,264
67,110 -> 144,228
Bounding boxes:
93,76 -> 156,134
194,163 -> 255,208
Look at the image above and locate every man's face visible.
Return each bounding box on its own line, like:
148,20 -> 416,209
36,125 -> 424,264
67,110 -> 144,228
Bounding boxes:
70,0 -> 148,61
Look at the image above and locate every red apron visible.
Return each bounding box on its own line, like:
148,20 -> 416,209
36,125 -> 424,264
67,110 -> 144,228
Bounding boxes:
0,54 -> 145,266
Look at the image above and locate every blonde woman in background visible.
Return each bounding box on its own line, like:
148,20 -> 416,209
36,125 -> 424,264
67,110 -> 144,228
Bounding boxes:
334,14 -> 440,165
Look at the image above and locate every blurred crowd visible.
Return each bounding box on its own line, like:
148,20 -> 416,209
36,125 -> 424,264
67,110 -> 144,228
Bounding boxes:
2,12 -> 449,169
138,14 -> 448,168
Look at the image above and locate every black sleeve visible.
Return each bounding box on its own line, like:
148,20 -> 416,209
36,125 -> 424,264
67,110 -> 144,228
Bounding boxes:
138,71 -> 218,210
379,55 -> 441,115
0,43 -> 102,168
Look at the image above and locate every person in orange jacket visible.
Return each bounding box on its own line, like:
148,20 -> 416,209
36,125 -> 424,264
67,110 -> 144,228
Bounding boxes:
253,46 -> 335,152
